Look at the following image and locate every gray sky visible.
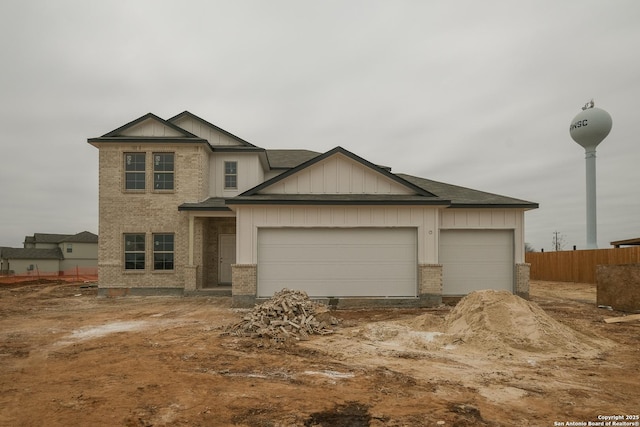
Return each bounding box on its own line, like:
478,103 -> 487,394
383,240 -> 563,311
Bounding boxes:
1,0 -> 639,252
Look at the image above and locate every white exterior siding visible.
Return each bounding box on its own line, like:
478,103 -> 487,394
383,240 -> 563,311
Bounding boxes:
440,208 -> 526,263
59,242 -> 99,270
209,154 -> 265,197
5,259 -> 60,275
261,154 -> 413,195
235,205 -> 439,265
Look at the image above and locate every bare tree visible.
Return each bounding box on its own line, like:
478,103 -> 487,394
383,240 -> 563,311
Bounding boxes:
552,231 -> 567,251
525,242 -> 536,252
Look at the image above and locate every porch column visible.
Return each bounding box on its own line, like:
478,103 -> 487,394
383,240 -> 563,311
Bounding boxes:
188,214 -> 194,266
184,214 -> 197,292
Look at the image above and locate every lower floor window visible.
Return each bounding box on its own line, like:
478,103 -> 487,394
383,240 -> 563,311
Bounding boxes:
124,234 -> 145,270
153,233 -> 174,270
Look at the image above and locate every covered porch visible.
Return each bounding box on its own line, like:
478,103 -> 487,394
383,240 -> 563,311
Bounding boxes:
180,199 -> 236,293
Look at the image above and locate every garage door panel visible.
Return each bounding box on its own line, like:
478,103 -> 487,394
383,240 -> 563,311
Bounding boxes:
260,261 -> 415,278
258,228 -> 417,298
260,244 -> 415,263
444,246 -> 510,261
440,229 -> 514,295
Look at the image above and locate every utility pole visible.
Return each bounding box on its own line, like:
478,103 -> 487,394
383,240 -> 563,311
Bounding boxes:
552,231 -> 565,252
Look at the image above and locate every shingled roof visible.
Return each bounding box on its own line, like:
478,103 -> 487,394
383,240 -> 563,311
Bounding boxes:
396,174 -> 538,209
24,232 -> 98,244
0,247 -> 64,260
266,149 -> 322,169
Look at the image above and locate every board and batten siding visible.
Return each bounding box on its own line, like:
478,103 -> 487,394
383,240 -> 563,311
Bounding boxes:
120,119 -> 184,138
235,205 -> 439,265
170,116 -> 245,146
439,208 -> 526,263
260,154 -> 414,195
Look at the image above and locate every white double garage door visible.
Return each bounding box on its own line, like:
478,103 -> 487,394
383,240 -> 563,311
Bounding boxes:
257,228 -> 514,298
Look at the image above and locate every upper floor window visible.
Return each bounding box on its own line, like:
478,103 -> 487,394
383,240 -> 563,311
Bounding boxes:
66,244 -> 73,254
125,153 -> 146,190
224,161 -> 237,189
154,153 -> 174,190
153,233 -> 174,270
124,233 -> 145,270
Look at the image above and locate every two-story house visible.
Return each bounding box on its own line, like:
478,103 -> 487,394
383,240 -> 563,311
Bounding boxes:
0,231 -> 98,276
88,111 -> 537,307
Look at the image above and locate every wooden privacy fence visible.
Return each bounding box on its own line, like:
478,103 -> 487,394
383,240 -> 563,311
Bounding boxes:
525,247 -> 640,283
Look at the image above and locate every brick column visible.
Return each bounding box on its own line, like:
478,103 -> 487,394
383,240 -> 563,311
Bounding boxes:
418,264 -> 443,306
184,265 -> 198,292
515,263 -> 530,300
232,264 -> 257,307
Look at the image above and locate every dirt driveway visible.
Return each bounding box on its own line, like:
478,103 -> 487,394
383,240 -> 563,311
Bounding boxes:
1,280 -> 639,426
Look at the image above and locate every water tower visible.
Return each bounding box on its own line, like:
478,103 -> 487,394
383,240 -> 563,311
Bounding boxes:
569,100 -> 612,249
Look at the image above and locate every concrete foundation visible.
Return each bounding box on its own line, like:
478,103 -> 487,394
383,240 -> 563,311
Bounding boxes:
97,287 -> 184,297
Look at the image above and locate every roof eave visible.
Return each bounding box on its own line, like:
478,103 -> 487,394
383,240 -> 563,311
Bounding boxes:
88,137 -> 214,152
211,146 -> 266,153
225,199 -> 451,206
167,111 -> 258,147
88,137 -> 209,143
448,203 -> 539,209
177,205 -> 233,212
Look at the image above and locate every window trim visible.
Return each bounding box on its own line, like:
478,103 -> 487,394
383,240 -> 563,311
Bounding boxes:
153,152 -> 175,192
152,233 -> 175,271
124,152 -> 146,191
124,233 -> 146,271
224,161 -> 238,190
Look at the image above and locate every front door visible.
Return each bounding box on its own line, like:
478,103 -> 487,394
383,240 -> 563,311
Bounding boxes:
218,234 -> 236,284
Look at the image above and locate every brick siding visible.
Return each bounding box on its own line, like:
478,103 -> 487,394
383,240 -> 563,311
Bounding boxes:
97,144 -> 208,289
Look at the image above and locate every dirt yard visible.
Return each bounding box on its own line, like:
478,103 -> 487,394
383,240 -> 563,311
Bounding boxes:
1,280 -> 639,427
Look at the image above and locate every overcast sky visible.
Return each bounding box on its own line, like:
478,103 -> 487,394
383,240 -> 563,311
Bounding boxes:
1,0 -> 639,252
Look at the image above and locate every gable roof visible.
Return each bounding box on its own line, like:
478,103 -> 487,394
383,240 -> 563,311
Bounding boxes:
238,146 -> 437,198
88,113 -> 209,145
167,111 -> 257,147
225,147 -> 537,209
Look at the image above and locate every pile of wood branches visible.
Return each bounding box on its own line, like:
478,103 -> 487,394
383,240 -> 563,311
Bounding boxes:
223,289 -> 337,342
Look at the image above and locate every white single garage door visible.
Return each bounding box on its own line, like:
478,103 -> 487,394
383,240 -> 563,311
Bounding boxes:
439,229 -> 514,295
257,228 -> 417,298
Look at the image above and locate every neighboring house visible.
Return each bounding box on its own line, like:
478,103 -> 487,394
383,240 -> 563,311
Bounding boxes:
0,232 -> 98,275
610,237 -> 640,248
88,111 -> 538,306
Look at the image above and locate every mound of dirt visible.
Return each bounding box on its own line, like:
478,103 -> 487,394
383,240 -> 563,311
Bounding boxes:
443,290 -> 602,354
333,290 -> 611,359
